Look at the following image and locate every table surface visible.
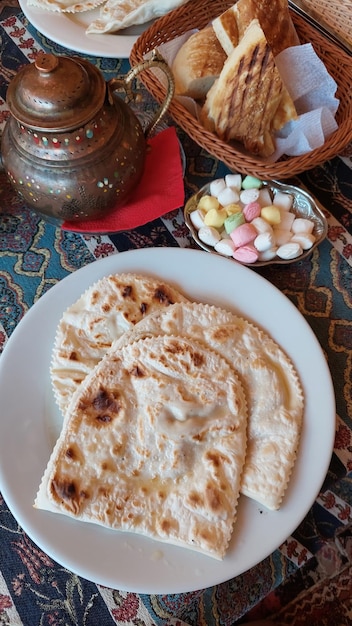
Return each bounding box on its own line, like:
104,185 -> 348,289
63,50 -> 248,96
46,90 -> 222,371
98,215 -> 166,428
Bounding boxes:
0,4 -> 352,625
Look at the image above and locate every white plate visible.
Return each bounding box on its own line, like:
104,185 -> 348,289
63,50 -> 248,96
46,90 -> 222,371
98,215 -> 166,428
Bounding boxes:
0,248 -> 335,594
19,0 -> 150,58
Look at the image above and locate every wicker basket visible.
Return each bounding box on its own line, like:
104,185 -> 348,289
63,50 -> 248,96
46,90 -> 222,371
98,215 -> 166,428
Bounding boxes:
298,0 -> 352,47
130,0 -> 352,180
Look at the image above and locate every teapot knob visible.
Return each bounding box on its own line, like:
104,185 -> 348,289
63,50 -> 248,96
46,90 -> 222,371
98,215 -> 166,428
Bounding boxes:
34,53 -> 59,74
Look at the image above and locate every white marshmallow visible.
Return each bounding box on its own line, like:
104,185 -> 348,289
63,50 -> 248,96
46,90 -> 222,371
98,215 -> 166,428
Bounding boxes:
240,188 -> 260,204
275,209 -> 295,231
277,242 -> 303,260
291,233 -> 316,250
209,178 -> 226,198
198,225 -> 221,247
218,186 -> 240,206
273,229 -> 292,246
291,218 -> 314,235
254,232 -> 274,252
258,187 -> 273,207
273,191 -> 293,211
189,208 -> 206,230
214,238 -> 235,256
258,248 -> 278,261
251,217 -> 274,234
225,173 -> 242,191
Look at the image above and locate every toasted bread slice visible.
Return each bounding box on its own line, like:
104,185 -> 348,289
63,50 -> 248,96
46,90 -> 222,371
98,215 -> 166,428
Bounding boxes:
213,0 -> 300,57
201,19 -> 297,157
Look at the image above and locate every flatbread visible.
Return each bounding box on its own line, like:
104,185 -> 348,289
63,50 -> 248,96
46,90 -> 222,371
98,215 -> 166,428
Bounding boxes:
86,0 -> 189,35
36,335 -> 248,559
51,273 -> 189,416
111,302 -> 304,510
27,0 -> 105,13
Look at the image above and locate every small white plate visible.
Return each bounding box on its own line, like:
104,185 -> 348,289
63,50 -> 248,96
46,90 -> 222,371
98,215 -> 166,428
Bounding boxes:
19,0 -> 150,58
0,248 -> 335,594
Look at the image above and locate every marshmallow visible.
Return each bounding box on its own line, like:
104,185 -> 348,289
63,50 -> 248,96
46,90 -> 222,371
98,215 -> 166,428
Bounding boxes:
224,212 -> 245,234
242,175 -> 262,190
198,226 -> 221,247
261,205 -> 281,225
230,222 -> 257,247
209,178 -> 226,198
243,201 -> 261,222
258,247 -> 278,261
273,229 -> 292,246
240,188 -> 260,205
233,244 -> 259,264
258,187 -> 273,207
198,194 -> 220,212
254,231 -> 274,252
225,173 -> 242,191
251,216 -> 274,234
275,209 -> 295,231
215,238 -> 235,256
189,208 -> 206,230
225,203 -> 242,216
204,207 -> 227,228
291,218 -> 314,235
277,242 -> 303,260
273,191 -> 293,211
218,186 -> 240,207
291,233 -> 316,250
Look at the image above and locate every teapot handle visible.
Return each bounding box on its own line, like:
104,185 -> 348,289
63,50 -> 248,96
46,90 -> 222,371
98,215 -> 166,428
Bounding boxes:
107,50 -> 175,138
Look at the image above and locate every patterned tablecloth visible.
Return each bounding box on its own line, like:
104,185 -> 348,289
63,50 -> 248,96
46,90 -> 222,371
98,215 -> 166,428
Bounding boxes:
0,4 -> 352,626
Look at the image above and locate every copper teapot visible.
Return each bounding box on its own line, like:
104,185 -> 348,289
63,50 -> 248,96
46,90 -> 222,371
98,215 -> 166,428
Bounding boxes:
1,51 -> 174,223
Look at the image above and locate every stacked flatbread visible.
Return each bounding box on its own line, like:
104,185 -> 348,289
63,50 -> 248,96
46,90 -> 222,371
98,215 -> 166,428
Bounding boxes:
37,334 -> 248,559
36,273 -> 304,559
27,0 -> 189,34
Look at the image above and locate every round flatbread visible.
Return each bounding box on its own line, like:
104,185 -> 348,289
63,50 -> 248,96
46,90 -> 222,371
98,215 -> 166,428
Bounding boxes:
36,335 -> 248,560
111,301 -> 304,510
51,273 -> 189,416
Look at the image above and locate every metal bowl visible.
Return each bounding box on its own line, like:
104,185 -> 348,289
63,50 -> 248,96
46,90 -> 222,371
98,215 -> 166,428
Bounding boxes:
184,179 -> 328,267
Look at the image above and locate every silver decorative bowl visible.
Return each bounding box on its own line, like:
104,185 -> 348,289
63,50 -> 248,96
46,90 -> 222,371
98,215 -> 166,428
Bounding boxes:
184,179 -> 328,267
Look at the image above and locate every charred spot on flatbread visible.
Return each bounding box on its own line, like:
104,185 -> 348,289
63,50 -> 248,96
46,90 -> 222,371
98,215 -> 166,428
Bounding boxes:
51,273 -> 189,416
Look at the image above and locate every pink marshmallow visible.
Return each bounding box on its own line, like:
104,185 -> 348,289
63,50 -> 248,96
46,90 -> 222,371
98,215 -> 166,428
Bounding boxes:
243,201 -> 261,222
233,244 -> 259,264
230,222 -> 257,247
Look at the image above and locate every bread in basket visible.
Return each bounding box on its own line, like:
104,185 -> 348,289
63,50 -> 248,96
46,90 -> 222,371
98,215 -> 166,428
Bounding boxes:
130,0 -> 352,179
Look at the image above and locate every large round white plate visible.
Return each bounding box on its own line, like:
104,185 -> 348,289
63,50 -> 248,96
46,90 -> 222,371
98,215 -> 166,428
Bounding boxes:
0,248 -> 335,594
19,0 -> 149,58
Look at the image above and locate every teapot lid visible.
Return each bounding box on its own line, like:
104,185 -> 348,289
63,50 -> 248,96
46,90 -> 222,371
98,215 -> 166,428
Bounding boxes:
6,52 -> 106,131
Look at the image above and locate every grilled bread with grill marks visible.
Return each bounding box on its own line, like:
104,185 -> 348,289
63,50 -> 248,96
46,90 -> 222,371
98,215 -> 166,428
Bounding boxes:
201,19 -> 297,157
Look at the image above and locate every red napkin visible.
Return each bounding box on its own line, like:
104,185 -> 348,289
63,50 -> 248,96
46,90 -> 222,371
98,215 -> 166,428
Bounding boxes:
62,126 -> 185,234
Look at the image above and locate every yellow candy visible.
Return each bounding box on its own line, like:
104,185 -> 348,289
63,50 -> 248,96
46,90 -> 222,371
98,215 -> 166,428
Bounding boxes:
197,195 -> 220,212
261,205 -> 281,225
204,207 -> 227,228
224,203 -> 242,216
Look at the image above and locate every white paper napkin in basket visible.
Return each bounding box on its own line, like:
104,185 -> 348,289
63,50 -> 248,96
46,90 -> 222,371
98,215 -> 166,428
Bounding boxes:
271,43 -> 339,159
152,34 -> 339,162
